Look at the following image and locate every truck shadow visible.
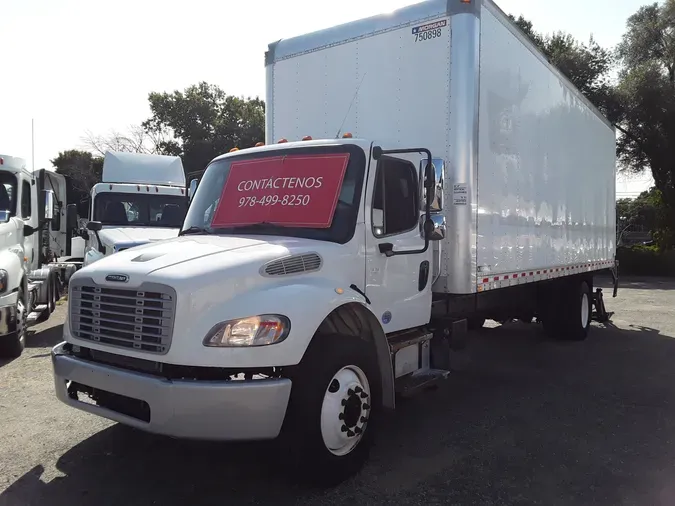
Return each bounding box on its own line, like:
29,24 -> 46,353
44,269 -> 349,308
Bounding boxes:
0,325 -> 64,367
26,324 -> 64,350
4,322 -> 675,505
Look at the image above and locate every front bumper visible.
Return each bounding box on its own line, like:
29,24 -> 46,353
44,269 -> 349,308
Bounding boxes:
0,299 -> 17,337
51,342 -> 292,441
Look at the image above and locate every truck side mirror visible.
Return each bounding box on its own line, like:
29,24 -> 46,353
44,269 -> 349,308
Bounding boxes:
86,221 -> 106,253
424,214 -> 446,241
42,189 -> 56,221
419,158 -> 444,212
66,204 -> 78,230
87,221 -> 103,232
188,178 -> 199,200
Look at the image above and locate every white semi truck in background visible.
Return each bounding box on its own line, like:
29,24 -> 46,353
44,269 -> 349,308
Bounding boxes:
52,0 -> 619,486
81,151 -> 187,266
0,154 -> 81,358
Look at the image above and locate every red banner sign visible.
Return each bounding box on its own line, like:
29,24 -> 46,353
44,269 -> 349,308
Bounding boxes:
211,153 -> 350,228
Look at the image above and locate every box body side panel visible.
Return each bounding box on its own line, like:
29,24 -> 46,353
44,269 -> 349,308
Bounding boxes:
475,6 -> 617,282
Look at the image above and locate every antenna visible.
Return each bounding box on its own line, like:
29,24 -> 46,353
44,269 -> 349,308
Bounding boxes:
31,118 -> 35,171
335,72 -> 367,139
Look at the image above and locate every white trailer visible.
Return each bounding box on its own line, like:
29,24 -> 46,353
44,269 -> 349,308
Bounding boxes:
81,151 -> 187,267
52,0 -> 618,486
0,155 -> 81,357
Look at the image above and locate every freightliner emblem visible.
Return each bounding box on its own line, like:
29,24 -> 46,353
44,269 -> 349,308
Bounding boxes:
105,274 -> 129,283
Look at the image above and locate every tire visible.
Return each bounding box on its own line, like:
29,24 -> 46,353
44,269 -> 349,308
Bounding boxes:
280,334 -> 381,487
0,285 -> 27,359
468,317 -> 485,331
544,280 -> 592,341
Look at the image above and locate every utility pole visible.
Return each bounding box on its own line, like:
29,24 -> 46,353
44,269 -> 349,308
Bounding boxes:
31,118 -> 35,171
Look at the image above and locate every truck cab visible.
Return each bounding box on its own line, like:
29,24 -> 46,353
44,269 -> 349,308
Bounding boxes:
0,154 -> 79,357
51,137 -> 445,482
82,151 -> 187,267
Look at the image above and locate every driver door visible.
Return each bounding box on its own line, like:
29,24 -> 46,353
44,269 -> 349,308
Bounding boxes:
364,148 -> 433,333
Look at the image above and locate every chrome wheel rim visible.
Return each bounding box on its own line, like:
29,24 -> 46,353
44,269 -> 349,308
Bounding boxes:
17,292 -> 26,346
581,292 -> 589,328
320,365 -> 371,457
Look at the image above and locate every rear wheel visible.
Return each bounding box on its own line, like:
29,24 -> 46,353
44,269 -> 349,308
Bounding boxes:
544,280 -> 592,341
0,285 -> 27,359
280,334 -> 380,486
468,317 -> 485,331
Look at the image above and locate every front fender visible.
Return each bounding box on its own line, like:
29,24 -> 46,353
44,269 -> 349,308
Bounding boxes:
83,244 -> 104,267
170,278 -> 373,368
0,246 -> 24,300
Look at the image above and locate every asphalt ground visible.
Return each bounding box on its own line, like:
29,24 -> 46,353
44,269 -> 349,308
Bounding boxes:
2,277 -> 675,505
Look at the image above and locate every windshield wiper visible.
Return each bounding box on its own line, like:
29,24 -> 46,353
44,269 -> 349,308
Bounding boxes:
179,226 -> 212,236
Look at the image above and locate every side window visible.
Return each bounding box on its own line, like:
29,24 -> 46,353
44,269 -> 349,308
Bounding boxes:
21,181 -> 31,219
371,158 -> 419,237
51,204 -> 61,231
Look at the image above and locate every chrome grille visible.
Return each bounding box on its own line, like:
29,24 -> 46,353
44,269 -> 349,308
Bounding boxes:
263,253 -> 322,276
70,279 -> 176,355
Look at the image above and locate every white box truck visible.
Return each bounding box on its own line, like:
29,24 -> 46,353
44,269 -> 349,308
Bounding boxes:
0,154 -> 81,357
81,151 -> 188,267
52,0 -> 618,486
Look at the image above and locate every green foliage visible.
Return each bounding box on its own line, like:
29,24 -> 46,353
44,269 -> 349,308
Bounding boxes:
50,150 -> 103,215
617,245 -> 675,276
613,1 -> 675,246
142,82 -> 265,173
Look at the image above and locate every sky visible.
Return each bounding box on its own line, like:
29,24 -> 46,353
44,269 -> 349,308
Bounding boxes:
1,0 -> 653,196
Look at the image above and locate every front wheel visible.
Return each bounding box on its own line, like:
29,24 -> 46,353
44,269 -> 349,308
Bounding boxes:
281,334 -> 380,486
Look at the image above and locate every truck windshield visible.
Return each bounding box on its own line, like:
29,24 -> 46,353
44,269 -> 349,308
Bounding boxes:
182,144 -> 366,244
94,193 -> 187,227
0,172 -> 17,223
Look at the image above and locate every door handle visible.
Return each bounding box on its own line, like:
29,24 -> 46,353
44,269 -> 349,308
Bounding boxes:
418,260 -> 430,291
378,243 -> 394,257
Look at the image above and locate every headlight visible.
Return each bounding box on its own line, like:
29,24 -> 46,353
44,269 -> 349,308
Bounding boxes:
202,315 -> 290,347
0,270 -> 8,294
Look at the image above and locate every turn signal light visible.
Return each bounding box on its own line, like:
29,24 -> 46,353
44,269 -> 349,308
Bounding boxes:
278,138 -> 288,143
302,135 -> 313,141
342,132 -> 353,138
255,142 -> 265,147
229,147 -> 239,152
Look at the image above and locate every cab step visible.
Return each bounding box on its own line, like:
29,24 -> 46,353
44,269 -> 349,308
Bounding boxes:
396,369 -> 450,397
27,305 -> 48,324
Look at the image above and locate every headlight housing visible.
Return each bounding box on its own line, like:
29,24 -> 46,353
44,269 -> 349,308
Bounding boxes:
0,270 -> 8,294
202,314 -> 291,347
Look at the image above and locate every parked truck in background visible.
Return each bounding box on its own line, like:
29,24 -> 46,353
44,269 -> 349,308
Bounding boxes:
0,154 -> 80,358
51,0 -> 618,486
81,151 -> 187,266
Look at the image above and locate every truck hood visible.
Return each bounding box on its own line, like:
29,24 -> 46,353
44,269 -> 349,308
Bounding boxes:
76,234 -> 339,287
99,227 -> 179,250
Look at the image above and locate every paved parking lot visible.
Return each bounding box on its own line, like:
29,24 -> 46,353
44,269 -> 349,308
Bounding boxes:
2,277 -> 675,505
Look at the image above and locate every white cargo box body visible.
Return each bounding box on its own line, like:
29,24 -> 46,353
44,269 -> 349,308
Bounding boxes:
102,151 -> 186,187
265,0 -> 616,295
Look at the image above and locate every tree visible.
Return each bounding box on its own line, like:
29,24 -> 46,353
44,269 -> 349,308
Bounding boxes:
142,82 -> 265,173
50,150 -> 103,216
82,125 -> 169,157
613,1 -> 675,248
